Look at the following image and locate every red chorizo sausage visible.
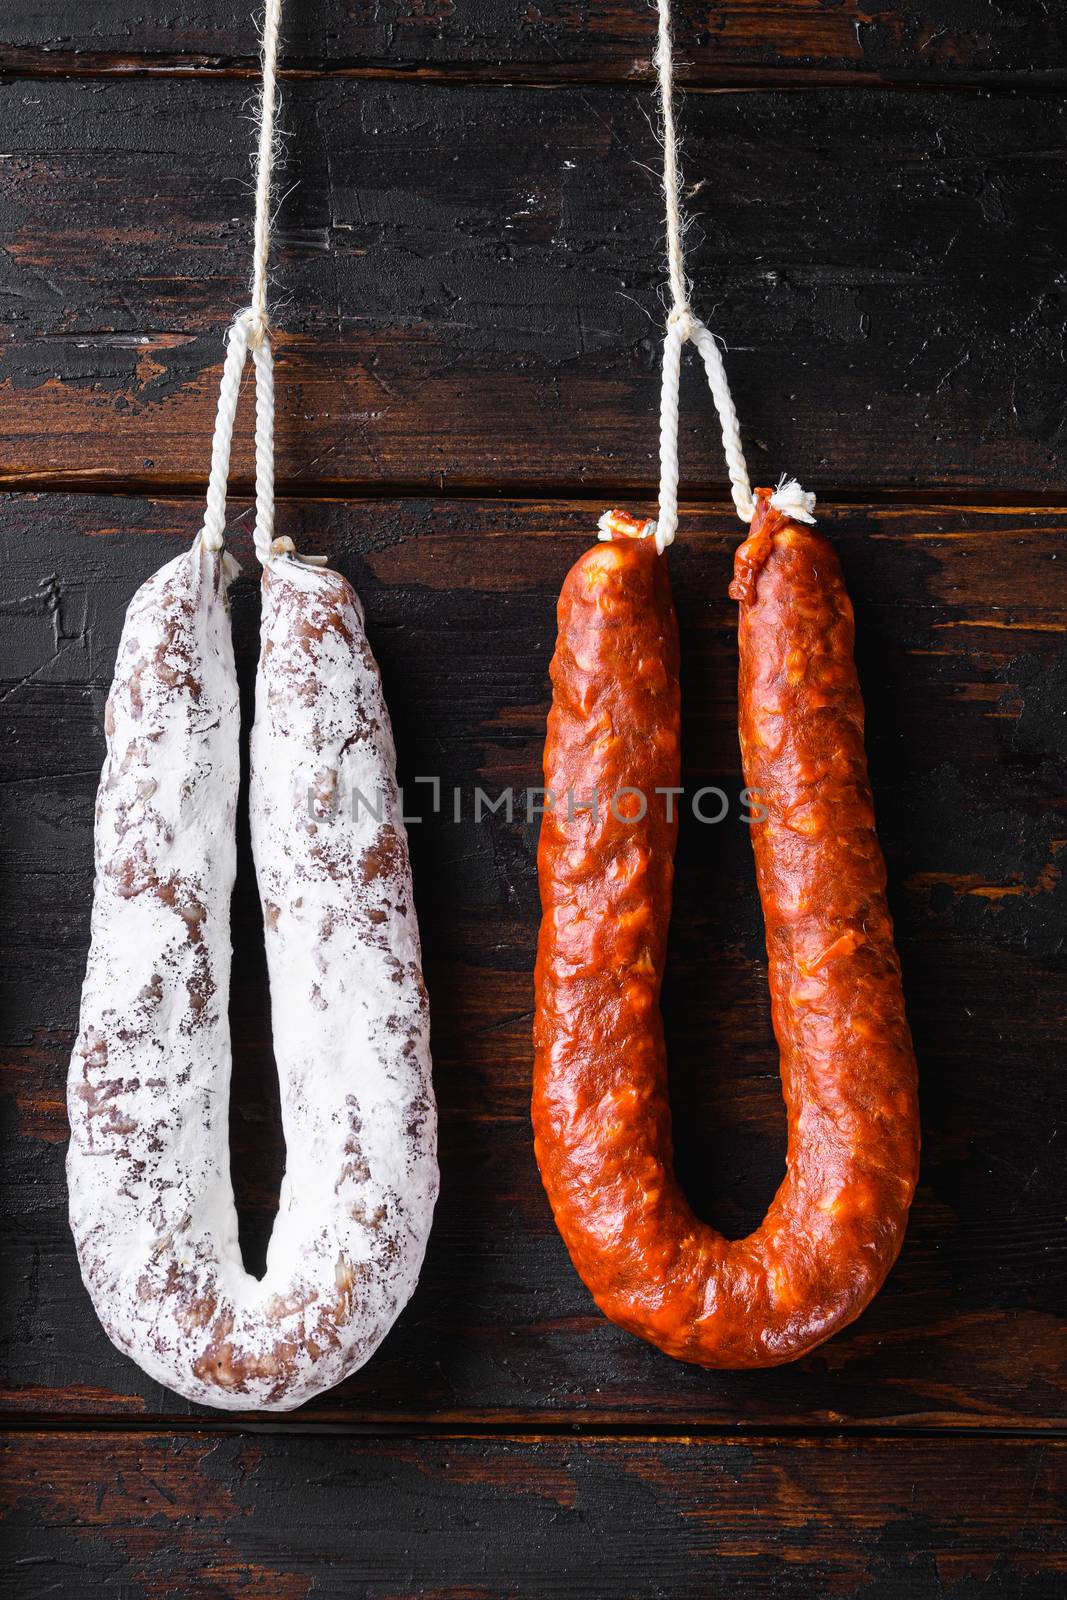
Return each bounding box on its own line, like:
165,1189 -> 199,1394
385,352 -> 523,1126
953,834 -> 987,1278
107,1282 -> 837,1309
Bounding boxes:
532,487 -> 920,1367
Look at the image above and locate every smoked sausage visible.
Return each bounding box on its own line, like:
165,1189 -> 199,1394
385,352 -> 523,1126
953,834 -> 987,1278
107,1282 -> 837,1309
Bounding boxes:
532,488 -> 919,1366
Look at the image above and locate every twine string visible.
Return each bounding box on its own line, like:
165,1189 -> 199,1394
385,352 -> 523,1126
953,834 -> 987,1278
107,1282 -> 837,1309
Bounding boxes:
649,0 -> 753,550
199,0 -> 282,567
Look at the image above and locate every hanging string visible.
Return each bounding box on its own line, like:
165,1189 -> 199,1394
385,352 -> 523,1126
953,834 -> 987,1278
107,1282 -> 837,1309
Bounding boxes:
200,0 -> 283,567
250,0 -> 282,337
606,0 -> 816,554
650,0 -> 752,548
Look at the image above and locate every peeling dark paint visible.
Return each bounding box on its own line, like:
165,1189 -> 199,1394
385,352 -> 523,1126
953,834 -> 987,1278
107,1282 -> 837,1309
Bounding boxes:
1,1 -> 1064,83
2,1432 -> 1065,1598
0,82 -> 1064,490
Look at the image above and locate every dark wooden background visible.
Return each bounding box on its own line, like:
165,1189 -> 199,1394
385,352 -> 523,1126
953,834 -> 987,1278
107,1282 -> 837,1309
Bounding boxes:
1,3 -> 1065,1595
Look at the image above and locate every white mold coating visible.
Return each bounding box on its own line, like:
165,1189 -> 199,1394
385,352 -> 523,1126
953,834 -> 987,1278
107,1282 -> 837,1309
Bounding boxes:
67,542 -> 438,1411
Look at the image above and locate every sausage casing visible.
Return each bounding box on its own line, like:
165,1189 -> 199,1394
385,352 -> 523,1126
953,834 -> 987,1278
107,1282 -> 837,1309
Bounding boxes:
532,491 -> 919,1366
67,542 -> 438,1409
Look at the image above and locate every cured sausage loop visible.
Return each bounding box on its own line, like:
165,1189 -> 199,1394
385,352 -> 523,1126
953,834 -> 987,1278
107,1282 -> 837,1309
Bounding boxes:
533,488 -> 919,1367
68,542 -> 438,1410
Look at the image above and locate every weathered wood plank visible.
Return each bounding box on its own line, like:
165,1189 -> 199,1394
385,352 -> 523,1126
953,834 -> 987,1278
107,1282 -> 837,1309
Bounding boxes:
2,0 -> 1064,84
3,1430 -> 1065,1598
2,494 -> 1064,1424
0,80 -> 1063,495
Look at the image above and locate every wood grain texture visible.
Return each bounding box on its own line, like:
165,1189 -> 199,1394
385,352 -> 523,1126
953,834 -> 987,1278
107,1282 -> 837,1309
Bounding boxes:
2,494 -> 1063,1425
2,19 -> 1064,1594
0,80 -> 1064,496
3,0 -> 1065,84
3,1430 -> 1066,1599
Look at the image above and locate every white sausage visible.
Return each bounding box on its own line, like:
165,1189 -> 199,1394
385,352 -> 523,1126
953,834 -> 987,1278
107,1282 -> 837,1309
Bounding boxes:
67,541 -> 438,1411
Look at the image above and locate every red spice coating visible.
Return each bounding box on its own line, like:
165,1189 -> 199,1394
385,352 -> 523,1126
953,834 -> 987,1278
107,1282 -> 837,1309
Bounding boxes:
532,489 -> 920,1367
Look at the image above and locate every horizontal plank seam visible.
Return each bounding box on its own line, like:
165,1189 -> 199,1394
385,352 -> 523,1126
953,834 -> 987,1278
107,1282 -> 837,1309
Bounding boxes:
2,54 -> 1066,92
3,477 -> 1067,514
1,1418 -> 1065,1442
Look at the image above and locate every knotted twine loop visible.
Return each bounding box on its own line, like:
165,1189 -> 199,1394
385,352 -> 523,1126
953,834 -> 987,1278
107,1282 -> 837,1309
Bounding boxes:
199,0 -> 284,568
650,0 -> 752,550
601,0 -> 816,555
